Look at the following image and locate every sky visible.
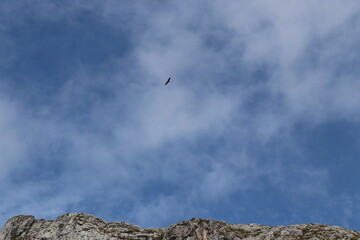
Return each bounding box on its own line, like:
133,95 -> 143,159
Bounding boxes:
0,0 -> 360,231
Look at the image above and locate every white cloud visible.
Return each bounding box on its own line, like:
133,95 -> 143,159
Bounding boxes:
130,88 -> 235,148
0,98 -> 26,181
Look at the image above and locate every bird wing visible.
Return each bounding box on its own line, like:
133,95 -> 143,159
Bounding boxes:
165,77 -> 171,85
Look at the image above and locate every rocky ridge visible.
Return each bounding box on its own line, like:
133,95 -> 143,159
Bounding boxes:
0,213 -> 359,240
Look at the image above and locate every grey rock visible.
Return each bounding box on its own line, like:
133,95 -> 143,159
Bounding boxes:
0,213 -> 359,240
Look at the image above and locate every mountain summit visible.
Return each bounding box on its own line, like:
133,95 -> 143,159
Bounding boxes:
0,213 -> 359,240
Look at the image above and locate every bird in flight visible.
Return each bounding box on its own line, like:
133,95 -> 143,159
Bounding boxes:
165,77 -> 171,85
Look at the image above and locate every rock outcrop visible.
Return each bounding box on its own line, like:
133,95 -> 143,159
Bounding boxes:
0,213 -> 359,240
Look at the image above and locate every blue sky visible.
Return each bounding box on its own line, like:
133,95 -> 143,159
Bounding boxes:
1,0 -> 360,231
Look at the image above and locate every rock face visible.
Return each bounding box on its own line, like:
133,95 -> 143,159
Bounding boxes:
0,213 -> 359,240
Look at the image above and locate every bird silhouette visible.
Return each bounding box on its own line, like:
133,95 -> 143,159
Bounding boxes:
165,77 -> 171,85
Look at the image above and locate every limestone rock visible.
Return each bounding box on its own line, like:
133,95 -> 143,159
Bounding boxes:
0,213 -> 359,240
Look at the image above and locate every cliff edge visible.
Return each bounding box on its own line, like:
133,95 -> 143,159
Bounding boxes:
0,213 -> 359,240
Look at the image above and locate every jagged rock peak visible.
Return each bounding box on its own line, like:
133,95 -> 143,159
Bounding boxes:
0,212 -> 359,240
